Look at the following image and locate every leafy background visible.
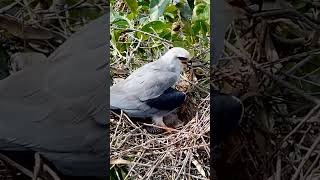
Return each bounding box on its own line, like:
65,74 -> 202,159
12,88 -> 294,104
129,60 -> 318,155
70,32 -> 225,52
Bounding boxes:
110,0 -> 210,69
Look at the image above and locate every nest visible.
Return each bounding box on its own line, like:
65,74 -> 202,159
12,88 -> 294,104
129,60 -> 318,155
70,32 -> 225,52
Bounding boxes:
110,94 -> 210,179
109,28 -> 211,178
110,58 -> 210,179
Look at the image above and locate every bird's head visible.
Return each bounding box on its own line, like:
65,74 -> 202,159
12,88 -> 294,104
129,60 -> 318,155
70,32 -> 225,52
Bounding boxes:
170,47 -> 190,63
162,47 -> 190,64
158,47 -> 191,73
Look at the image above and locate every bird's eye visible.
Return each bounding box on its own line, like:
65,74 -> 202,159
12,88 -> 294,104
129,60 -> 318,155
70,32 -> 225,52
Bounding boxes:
178,57 -> 188,61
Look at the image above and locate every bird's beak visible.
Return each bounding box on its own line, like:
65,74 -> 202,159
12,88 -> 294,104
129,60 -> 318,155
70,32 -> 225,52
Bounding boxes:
178,57 -> 188,64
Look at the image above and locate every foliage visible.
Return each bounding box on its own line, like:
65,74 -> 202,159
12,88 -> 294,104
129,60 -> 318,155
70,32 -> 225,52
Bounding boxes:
110,0 -> 210,65
110,165 -> 130,180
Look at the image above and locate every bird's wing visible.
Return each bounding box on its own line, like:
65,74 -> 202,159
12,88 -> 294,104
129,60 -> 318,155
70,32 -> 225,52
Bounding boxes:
129,61 -> 180,100
137,69 -> 179,101
111,63 -> 179,110
145,87 -> 186,110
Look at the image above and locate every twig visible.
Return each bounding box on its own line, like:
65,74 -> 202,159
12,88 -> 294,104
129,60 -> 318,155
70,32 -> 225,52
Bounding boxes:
32,153 -> 42,180
282,104 -> 320,144
59,0 -> 87,13
291,133 -> 320,180
42,164 -> 61,180
22,0 -> 37,24
283,73 -> 320,88
144,152 -> 168,179
286,56 -> 314,74
175,150 -> 191,180
276,154 -> 282,180
253,9 -> 320,30
254,65 -> 320,104
0,1 -> 19,14
271,32 -> 305,46
258,49 -> 320,68
0,153 -> 43,180
303,152 -> 320,179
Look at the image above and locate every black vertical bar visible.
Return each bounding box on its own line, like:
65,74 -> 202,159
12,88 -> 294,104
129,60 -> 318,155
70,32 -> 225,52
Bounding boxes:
106,4 -> 111,179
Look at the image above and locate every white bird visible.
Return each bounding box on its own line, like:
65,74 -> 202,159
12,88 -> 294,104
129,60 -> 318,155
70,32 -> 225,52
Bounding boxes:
110,47 -> 190,133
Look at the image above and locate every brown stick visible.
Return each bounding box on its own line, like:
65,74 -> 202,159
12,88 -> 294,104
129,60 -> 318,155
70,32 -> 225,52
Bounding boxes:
0,153 -> 43,180
291,134 -> 320,180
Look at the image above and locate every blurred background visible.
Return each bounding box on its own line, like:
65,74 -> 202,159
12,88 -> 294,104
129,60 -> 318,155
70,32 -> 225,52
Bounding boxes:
213,0 -> 320,180
0,0 -> 107,179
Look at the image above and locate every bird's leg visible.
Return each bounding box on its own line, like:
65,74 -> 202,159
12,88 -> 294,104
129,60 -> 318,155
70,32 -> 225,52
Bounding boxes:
152,116 -> 166,127
145,116 -> 167,134
163,112 -> 184,129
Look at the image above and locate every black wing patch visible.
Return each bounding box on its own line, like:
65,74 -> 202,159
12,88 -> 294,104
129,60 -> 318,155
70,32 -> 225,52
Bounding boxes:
145,87 -> 186,111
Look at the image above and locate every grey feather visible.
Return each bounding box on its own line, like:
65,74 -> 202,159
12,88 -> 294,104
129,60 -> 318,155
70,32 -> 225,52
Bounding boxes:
111,61 -> 179,106
110,50 -> 186,118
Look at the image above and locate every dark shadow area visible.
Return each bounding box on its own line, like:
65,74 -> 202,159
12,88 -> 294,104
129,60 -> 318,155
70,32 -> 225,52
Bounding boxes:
212,0 -> 320,179
0,1 -> 109,179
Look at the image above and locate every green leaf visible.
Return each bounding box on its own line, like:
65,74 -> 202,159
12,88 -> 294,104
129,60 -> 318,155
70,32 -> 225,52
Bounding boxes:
126,12 -> 136,20
136,21 -> 169,40
173,40 -> 185,47
165,4 -> 178,13
199,20 -> 209,35
182,21 -> 192,36
164,5 -> 178,21
164,12 -> 175,19
141,21 -> 168,33
192,3 -> 209,22
112,18 -> 130,28
150,0 -> 171,20
124,0 -> 139,14
159,28 -> 172,39
192,20 -> 201,35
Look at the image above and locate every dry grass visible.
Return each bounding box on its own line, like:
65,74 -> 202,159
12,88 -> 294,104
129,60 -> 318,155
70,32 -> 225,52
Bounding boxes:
110,96 -> 210,179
